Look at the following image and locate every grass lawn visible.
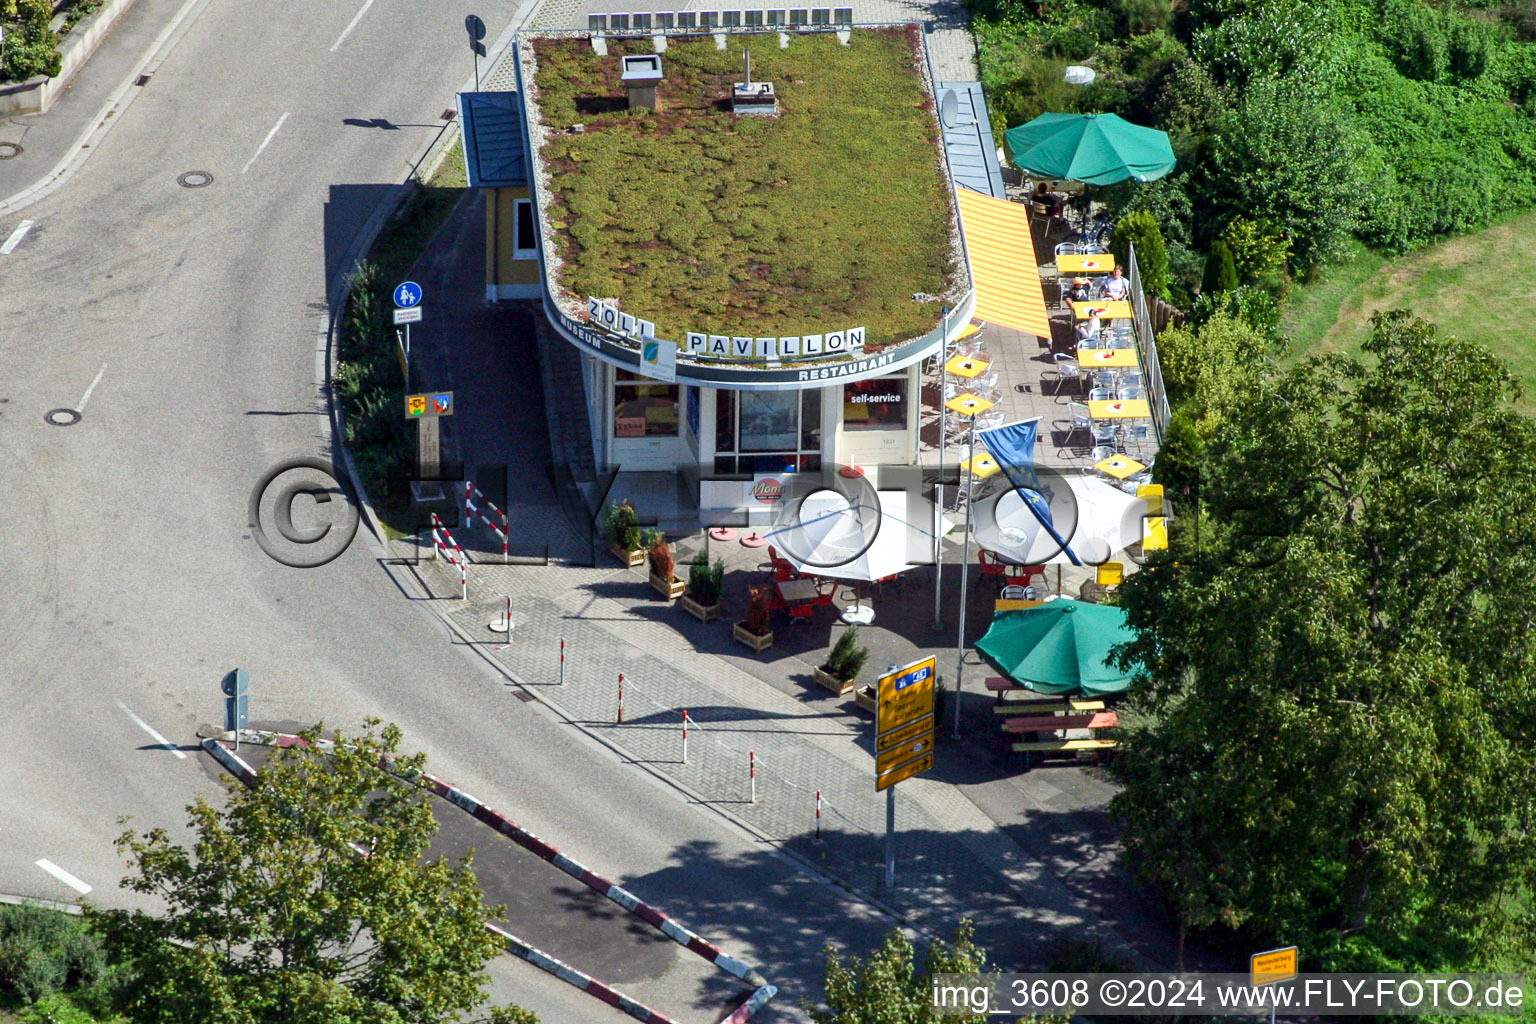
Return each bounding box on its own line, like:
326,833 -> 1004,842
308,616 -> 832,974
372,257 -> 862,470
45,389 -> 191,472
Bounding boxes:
527,29 -> 958,350
1283,210 -> 1536,409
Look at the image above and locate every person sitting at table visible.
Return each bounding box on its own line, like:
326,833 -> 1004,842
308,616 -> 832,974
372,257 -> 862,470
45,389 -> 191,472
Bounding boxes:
1066,277 -> 1092,304
1102,265 -> 1130,301
1075,314 -> 1101,346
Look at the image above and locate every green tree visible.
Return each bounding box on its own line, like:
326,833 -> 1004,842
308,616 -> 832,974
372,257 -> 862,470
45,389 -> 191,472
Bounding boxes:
1113,311 -> 1536,971
1200,240 -> 1238,295
1109,209 -> 1170,299
805,920 -> 1067,1024
1,0 -> 62,82
88,722 -> 537,1024
1207,77 -> 1384,271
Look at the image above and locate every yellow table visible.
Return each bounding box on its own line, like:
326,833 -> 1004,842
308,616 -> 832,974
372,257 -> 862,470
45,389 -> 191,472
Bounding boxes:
994,598 -> 1045,612
1088,399 -> 1152,420
1057,254 -> 1116,274
1094,453 -> 1146,479
945,393 -> 995,418
961,452 -> 1001,478
957,321 -> 983,340
1071,300 -> 1133,321
945,354 -> 992,378
1076,348 -> 1139,368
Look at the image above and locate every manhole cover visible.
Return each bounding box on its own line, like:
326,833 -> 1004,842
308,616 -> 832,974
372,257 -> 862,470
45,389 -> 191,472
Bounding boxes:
0,142 -> 21,160
44,408 -> 81,426
177,170 -> 213,188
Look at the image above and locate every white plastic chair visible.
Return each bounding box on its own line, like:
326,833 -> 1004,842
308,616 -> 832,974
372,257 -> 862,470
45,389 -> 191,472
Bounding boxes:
1068,402 -> 1091,431
1088,386 -> 1112,403
1090,445 -> 1117,463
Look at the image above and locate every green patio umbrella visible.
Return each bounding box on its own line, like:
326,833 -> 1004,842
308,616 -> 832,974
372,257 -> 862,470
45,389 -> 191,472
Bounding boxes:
1005,112 -> 1176,185
975,598 -> 1141,697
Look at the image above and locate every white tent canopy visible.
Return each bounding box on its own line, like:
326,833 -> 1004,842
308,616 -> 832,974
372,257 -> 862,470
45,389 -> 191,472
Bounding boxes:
765,490 -> 944,582
971,473 -> 1149,566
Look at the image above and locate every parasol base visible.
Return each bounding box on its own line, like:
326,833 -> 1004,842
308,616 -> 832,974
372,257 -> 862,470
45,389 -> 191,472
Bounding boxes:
839,604 -> 875,625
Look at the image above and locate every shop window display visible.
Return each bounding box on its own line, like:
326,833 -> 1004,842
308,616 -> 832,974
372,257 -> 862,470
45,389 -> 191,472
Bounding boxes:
613,369 -> 679,437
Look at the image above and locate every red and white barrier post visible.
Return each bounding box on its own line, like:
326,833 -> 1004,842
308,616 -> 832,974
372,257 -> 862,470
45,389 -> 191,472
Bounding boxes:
617,673 -> 625,724
430,513 -> 468,600
815,790 -> 822,842
501,595 -> 513,647
749,750 -> 756,804
464,482 -> 510,564
559,637 -> 566,687
682,710 -> 690,764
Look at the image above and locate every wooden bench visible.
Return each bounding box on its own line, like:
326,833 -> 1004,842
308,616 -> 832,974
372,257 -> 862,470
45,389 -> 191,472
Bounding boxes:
1002,712 -> 1117,733
994,699 -> 1106,715
1012,738 -> 1118,755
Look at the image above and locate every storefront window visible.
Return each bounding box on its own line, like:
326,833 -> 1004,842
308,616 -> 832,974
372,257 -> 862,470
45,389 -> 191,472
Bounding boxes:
843,375 -> 907,431
740,391 -> 799,452
801,389 -> 822,452
613,369 -> 678,437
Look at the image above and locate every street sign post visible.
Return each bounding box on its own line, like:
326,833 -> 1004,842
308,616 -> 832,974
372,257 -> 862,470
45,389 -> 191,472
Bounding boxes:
221,669 -> 250,750
873,656 -> 937,889
393,282 -> 424,391
465,14 -> 487,88
1250,946 -> 1298,1024
404,392 -> 455,482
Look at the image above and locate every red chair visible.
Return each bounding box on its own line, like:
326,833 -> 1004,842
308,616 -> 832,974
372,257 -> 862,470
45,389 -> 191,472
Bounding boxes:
978,550 -> 1011,581
767,545 -> 800,582
1007,564 -> 1046,588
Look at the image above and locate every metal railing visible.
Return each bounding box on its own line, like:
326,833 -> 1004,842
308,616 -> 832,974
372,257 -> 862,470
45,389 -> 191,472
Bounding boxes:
1126,242 -> 1172,445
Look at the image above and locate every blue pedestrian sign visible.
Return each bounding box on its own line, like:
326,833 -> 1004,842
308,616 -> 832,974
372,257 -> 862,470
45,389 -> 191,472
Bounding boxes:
393,281 -> 423,309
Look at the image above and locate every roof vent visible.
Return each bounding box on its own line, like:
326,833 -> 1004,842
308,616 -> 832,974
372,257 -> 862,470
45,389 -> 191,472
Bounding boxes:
621,54 -> 663,109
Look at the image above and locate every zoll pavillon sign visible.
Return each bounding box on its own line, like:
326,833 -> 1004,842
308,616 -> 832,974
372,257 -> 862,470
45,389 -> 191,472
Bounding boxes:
587,297 -> 865,362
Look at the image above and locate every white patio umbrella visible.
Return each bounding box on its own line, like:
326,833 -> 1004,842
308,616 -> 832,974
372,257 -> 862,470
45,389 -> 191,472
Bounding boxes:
765,490 -> 947,623
971,473 -> 1149,566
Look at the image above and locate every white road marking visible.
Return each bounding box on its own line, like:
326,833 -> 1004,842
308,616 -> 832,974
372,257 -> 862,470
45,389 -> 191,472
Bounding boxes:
77,363 -> 107,412
116,699 -> 187,759
329,0 -> 375,52
241,112 -> 289,175
35,859 -> 91,894
0,220 -> 33,254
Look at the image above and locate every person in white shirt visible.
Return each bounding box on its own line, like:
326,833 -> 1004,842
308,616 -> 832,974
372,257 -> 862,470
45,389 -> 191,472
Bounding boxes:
1102,266 -> 1130,301
1075,314 -> 1102,345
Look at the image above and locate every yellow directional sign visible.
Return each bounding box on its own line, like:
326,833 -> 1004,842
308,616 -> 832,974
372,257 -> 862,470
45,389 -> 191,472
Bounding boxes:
876,733 -> 933,776
1250,947 -> 1298,986
876,751 -> 932,792
877,656 -> 936,736
876,714 -> 933,754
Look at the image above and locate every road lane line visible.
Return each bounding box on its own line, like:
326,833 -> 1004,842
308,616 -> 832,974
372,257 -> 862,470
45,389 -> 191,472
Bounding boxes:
241,113 -> 289,174
329,0 -> 374,52
0,220 -> 33,254
77,363 -> 107,412
116,699 -> 188,759
35,859 -> 91,894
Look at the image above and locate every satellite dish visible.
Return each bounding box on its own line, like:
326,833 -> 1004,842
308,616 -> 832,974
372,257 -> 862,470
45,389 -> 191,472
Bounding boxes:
939,89 -> 974,130
1064,65 -> 1097,85
940,90 -> 959,128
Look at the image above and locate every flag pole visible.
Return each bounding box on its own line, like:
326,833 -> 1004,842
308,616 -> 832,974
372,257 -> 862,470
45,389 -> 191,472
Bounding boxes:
933,305 -> 949,630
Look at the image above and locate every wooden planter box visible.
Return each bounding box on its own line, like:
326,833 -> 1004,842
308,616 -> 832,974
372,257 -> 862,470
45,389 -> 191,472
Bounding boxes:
610,542 -> 645,568
650,572 -> 686,599
681,595 -> 720,622
733,621 -> 774,652
814,664 -> 856,696
853,684 -> 877,715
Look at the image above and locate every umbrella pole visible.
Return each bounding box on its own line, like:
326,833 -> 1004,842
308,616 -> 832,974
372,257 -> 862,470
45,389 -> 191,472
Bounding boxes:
951,414 -> 977,741
933,306 -> 949,630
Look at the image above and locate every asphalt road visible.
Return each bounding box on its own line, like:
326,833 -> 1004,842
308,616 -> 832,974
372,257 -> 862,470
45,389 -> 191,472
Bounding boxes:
0,0 -> 892,1019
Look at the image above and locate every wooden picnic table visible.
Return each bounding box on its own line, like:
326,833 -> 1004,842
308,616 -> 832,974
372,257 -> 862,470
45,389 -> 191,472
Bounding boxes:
1002,712 -> 1118,733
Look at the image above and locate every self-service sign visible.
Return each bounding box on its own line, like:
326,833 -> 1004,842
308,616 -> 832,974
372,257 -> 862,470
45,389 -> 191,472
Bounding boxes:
875,656 -> 936,792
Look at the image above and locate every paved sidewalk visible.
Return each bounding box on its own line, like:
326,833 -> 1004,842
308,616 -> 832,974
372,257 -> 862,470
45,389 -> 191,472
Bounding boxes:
0,0 -> 198,211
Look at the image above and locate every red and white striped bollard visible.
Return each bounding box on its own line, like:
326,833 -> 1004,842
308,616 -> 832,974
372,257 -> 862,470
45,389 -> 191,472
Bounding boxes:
681,710 -> 689,764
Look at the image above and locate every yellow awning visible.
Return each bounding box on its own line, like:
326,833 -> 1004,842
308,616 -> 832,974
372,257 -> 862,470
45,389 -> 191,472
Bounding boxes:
955,188 -> 1052,339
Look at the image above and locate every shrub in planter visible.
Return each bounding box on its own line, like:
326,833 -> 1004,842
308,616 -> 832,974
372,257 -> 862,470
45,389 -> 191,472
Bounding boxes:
733,584 -> 775,651
605,502 -> 644,565
683,550 -> 725,621
816,627 -> 870,695
648,537 -> 675,580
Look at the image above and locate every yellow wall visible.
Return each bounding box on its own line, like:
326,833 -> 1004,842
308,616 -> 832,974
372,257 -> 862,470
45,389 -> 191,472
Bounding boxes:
486,186 -> 540,296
